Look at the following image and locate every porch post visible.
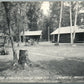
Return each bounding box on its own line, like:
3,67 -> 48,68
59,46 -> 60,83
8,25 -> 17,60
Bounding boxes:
53,34 -> 55,41
40,34 -> 42,41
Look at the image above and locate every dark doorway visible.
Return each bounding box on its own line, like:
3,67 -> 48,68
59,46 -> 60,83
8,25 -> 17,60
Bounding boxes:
75,33 -> 84,43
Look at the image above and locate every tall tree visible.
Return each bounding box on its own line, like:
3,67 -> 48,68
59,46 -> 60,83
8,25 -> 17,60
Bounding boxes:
26,2 -> 41,31
62,2 -> 70,27
42,16 -> 53,41
70,2 -> 73,44
2,2 -> 17,63
50,1 -> 61,29
73,1 -> 79,42
57,1 -> 63,44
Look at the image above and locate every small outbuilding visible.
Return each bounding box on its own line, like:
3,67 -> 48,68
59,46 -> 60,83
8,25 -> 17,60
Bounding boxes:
21,30 -> 42,42
51,25 -> 84,43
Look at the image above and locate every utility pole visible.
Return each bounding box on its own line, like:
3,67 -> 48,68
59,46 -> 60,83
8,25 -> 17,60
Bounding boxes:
70,2 -> 73,45
57,1 -> 63,44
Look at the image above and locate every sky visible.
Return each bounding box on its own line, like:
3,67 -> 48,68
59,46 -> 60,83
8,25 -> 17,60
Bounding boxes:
41,1 -> 50,16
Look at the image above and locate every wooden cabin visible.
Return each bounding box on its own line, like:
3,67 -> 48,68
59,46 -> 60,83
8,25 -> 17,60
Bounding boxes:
51,25 -> 84,43
21,30 -> 42,42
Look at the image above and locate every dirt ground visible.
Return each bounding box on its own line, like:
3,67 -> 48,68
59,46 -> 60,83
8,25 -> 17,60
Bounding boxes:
0,42 -> 84,82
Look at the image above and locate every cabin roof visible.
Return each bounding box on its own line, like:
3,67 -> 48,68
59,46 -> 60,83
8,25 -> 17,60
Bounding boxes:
51,25 -> 84,35
21,30 -> 42,36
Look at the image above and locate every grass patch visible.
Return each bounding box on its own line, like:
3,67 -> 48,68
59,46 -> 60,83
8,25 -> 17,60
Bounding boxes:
40,58 -> 84,76
0,61 -> 13,71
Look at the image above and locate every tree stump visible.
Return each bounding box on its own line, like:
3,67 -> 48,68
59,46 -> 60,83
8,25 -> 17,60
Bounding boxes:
54,43 -> 59,46
18,50 -> 31,69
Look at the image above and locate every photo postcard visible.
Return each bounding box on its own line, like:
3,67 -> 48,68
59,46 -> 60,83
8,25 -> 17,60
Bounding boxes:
0,0 -> 84,83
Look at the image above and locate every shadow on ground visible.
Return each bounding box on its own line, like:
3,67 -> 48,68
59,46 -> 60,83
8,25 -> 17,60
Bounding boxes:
40,58 -> 84,76
0,61 -> 13,72
0,58 -> 84,77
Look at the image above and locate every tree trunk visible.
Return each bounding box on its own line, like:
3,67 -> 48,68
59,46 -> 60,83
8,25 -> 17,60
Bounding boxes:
48,27 -> 50,41
23,28 -> 25,43
73,2 -> 78,42
2,2 -> 18,63
57,1 -> 63,44
17,4 -> 21,47
14,10 -> 20,47
70,2 -> 73,45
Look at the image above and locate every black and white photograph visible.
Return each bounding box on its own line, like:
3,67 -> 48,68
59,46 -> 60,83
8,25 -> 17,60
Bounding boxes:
0,0 -> 84,83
